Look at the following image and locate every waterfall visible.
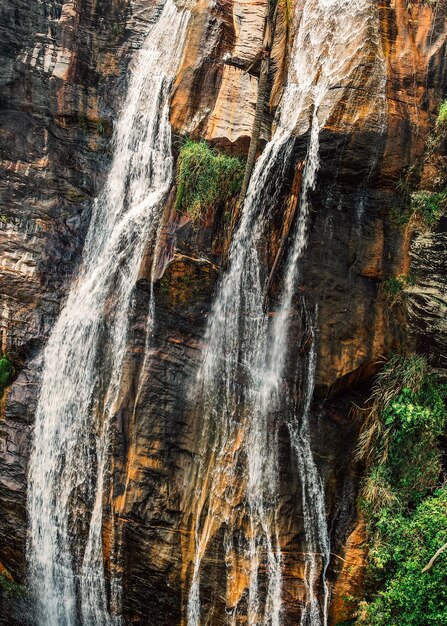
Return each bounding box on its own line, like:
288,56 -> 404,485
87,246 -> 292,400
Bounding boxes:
27,2 -> 190,624
187,0 -> 378,624
267,1 -> 384,617
288,316 -> 331,626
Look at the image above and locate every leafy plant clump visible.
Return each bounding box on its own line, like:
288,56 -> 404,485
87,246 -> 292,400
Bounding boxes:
357,355 -> 439,465
354,355 -> 447,625
360,487 -> 447,626
437,99 -> 447,127
390,190 -> 447,228
390,98 -> 447,229
381,274 -> 414,306
410,190 -> 447,227
175,139 -> 245,222
0,355 -> 14,398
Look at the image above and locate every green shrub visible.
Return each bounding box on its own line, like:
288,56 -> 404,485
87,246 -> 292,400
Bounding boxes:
382,275 -> 407,295
0,355 -> 14,398
391,191 -> 447,228
410,190 -> 447,227
361,465 -> 399,517
355,355 -> 447,625
389,203 -> 412,227
175,140 -> 245,222
392,98 -> 447,229
362,488 -> 447,626
381,274 -> 414,306
437,99 -> 447,126
357,355 -> 428,465
359,356 -> 446,499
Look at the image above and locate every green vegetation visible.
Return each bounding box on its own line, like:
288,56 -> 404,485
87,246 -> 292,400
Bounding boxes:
354,355 -> 447,625
389,204 -> 410,227
391,99 -> 447,229
66,187 -> 88,203
410,190 -> 447,227
96,120 -> 105,135
437,99 -> 447,126
360,488 -> 447,626
427,97 -> 447,151
381,274 -> 414,305
175,140 -> 245,222
390,190 -> 447,228
111,22 -> 125,40
382,275 -> 408,296
0,573 -> 25,597
0,355 -> 14,398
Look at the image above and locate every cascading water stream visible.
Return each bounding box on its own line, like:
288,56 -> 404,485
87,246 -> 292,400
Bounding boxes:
288,316 -> 331,626
265,1 -> 382,623
27,2 -> 190,625
187,0 -> 381,624
186,4 -> 310,621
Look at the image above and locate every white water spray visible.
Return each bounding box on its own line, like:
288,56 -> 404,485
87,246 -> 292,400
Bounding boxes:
28,2 -> 190,624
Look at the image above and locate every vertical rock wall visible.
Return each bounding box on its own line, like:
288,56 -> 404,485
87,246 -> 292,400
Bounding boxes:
0,1 -> 446,624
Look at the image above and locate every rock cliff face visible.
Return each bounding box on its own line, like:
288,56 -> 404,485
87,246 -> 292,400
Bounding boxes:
0,0 -> 148,584
1,1 -> 446,624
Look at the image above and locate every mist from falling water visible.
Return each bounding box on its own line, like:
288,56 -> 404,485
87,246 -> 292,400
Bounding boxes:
27,2 -> 190,625
187,0 -> 381,624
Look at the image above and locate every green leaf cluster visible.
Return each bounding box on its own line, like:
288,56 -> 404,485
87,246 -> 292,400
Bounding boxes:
437,100 -> 447,127
410,190 -> 447,227
355,356 -> 447,625
381,274 -> 415,305
390,190 -> 447,229
0,355 -> 14,398
383,276 -> 407,296
390,99 -> 447,229
363,488 -> 447,626
175,140 -> 245,222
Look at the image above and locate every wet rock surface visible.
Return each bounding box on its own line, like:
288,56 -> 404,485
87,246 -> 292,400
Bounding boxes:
1,1 -> 447,624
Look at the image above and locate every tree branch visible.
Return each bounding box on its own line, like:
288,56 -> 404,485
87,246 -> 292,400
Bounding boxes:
421,541 -> 447,573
